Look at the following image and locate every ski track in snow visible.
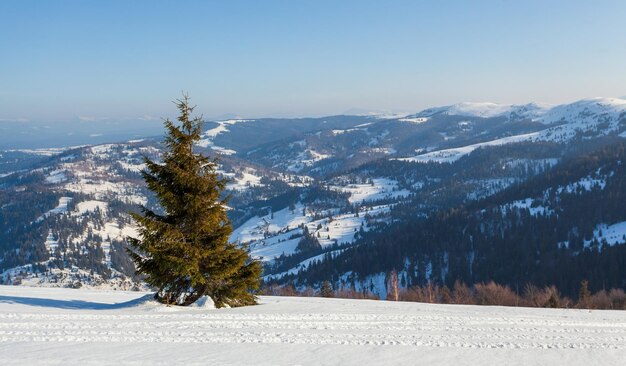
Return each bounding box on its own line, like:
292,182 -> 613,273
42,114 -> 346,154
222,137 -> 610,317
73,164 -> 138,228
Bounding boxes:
1,287 -> 626,365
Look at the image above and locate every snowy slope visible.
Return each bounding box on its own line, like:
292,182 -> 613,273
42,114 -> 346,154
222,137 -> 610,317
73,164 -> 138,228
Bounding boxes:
500,198 -> 554,217
231,203 -> 393,262
537,97 -> 626,125
265,249 -> 346,279
399,98 -> 626,163
398,132 -> 541,163
2,286 -> 626,365
414,102 -> 549,119
412,98 -> 625,123
329,178 -> 411,204
196,119 -> 253,154
37,196 -> 72,221
585,221 -> 626,248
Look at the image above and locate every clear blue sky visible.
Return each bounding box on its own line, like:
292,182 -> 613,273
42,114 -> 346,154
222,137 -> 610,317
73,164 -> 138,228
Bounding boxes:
1,0 -> 625,122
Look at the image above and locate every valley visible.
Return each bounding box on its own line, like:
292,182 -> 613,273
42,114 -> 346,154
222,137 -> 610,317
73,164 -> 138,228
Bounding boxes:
2,97 -> 626,298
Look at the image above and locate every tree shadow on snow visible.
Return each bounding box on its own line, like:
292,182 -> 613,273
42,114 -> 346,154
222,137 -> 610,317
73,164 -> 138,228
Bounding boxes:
0,293 -> 155,310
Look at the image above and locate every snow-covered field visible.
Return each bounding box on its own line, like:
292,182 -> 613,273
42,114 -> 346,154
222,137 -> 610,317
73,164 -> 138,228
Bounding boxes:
1,286 -> 625,365
330,178 -> 410,204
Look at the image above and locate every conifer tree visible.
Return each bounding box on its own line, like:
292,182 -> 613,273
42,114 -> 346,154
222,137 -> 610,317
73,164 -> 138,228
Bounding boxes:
127,94 -> 262,307
320,280 -> 334,298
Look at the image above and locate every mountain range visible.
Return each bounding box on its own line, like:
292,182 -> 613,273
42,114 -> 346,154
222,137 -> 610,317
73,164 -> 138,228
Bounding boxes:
1,97 -> 625,297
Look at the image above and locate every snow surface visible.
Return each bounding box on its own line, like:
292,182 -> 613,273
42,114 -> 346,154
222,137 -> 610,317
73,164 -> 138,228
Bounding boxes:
330,178 -> 410,204
2,286 -> 626,365
44,230 -> 59,257
286,149 -> 331,172
414,102 -> 550,119
501,198 -> 553,217
231,203 -> 392,262
558,175 -> 608,194
197,119 -> 253,155
585,221 -> 626,248
305,205 -> 391,247
536,97 -> 626,125
65,179 -> 147,206
231,204 -> 310,244
75,200 -> 108,215
222,169 -> 264,191
264,249 -> 345,279
37,196 -> 73,221
230,204 -> 311,260
398,132 -> 540,163
45,169 -> 68,184
19,192 -> 140,286
466,177 -> 518,201
400,97 -> 626,164
117,160 -> 146,173
11,147 -> 74,156
398,117 -> 429,124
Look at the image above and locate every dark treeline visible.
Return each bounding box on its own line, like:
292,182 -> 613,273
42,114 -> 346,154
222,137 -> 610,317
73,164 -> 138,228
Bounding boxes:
263,279 -> 626,310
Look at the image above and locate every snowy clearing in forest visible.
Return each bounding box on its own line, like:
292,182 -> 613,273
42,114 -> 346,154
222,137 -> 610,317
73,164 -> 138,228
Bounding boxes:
231,204 -> 391,262
330,178 -> 410,204
1,286 -> 626,365
585,221 -> 626,248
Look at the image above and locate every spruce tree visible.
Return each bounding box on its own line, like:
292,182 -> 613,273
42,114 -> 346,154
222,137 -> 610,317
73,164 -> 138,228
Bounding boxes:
127,95 -> 262,307
320,280 -> 334,298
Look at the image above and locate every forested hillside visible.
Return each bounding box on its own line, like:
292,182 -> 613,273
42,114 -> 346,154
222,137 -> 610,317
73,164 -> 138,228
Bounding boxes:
284,141 -> 626,297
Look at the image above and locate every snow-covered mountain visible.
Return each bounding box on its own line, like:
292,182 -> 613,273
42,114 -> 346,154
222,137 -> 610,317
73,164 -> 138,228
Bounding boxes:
414,101 -> 550,120
2,97 -> 626,295
411,97 -> 626,126
399,97 -> 626,163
